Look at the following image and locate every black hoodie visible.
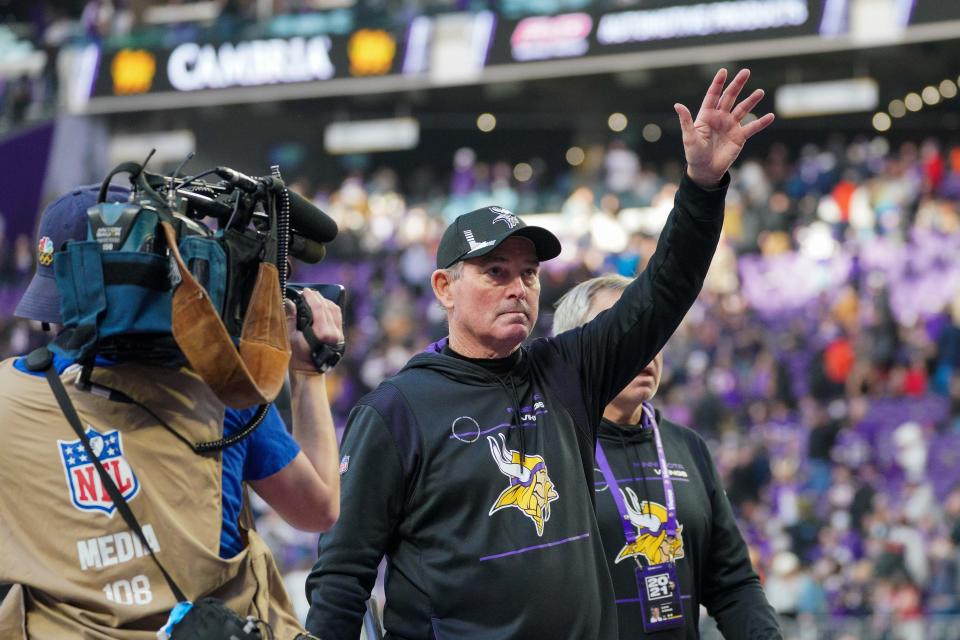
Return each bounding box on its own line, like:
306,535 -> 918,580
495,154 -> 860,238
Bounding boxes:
306,174 -> 728,640
595,415 -> 782,639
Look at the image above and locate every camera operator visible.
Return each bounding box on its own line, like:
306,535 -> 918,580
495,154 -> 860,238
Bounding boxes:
0,185 -> 340,638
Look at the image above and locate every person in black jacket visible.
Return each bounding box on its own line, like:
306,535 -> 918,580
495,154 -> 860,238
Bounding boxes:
553,274 -> 782,639
305,68 -> 775,640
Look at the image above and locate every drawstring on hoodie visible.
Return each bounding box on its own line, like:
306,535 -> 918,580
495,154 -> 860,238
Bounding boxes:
510,376 -> 526,465
498,375 -> 527,465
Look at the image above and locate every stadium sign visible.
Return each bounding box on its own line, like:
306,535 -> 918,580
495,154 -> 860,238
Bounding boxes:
88,29 -> 407,103
595,0 -> 810,46
167,36 -> 335,91
488,0 -> 823,65
509,13 -> 593,62
82,0 -> 930,113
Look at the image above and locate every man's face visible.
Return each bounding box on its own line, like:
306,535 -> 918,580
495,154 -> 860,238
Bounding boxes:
434,236 -> 541,356
588,288 -> 663,405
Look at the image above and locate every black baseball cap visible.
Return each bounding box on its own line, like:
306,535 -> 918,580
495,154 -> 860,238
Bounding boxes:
436,206 -> 562,269
14,183 -> 130,324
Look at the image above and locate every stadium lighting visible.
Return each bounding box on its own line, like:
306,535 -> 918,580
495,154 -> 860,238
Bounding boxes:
774,78 -> 878,118
642,123 -> 662,142
325,117 -> 420,154
921,86 -> 940,105
608,112 -> 628,132
888,99 -> 906,118
904,92 -> 923,111
872,112 -> 891,132
939,79 -> 958,99
513,162 -> 533,182
477,113 -> 496,132
565,146 -> 586,166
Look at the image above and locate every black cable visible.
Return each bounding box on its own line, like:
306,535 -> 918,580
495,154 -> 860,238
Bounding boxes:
127,395 -> 198,452
75,374 -> 196,452
174,168 -> 220,192
192,404 -> 271,453
270,166 -> 291,289
223,190 -> 244,231
170,152 -> 195,182
74,370 -> 270,454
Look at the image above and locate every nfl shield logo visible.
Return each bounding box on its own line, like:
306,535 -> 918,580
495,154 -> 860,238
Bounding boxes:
58,426 -> 140,517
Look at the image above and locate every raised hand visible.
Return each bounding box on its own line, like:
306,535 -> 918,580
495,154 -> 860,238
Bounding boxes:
674,68 -> 775,188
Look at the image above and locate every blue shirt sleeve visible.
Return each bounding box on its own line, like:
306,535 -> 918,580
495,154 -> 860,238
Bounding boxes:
218,404 -> 298,557
14,353 -> 86,375
223,403 -> 301,481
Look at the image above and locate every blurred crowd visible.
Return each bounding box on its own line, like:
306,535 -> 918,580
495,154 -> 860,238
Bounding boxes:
2,135 -> 960,638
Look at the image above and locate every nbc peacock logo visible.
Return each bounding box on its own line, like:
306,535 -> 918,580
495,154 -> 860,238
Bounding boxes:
37,236 -> 54,266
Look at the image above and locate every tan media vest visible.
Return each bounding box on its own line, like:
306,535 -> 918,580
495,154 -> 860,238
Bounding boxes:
0,358 -> 306,639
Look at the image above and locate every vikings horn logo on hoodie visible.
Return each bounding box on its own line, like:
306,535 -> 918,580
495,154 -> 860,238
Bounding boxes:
487,433 -> 559,536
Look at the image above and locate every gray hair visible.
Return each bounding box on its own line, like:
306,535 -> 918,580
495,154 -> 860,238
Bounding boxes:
435,261 -> 465,319
552,273 -> 633,335
445,261 -> 464,281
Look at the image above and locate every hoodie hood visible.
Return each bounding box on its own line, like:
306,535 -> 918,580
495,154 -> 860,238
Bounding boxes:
597,412 -> 657,445
404,337 -> 532,461
401,337 -> 530,385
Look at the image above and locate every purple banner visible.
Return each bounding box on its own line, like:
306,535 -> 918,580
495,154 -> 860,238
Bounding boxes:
0,122 -> 56,242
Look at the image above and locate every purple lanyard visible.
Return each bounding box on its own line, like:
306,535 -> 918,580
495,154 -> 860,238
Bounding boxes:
644,403 -> 678,538
595,402 -> 678,544
595,439 -> 637,543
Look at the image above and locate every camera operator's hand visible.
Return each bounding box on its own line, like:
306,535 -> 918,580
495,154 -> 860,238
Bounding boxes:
259,287 -> 341,534
285,288 -> 344,374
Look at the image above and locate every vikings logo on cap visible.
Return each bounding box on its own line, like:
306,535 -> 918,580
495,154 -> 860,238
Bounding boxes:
463,229 -> 496,254
37,236 -> 54,267
490,207 -> 520,229
487,433 -> 559,536
58,426 -> 140,517
615,487 -> 684,565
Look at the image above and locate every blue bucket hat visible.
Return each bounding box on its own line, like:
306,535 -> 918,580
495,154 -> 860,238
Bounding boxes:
14,183 -> 130,324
